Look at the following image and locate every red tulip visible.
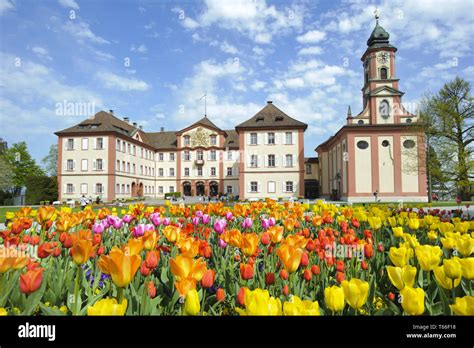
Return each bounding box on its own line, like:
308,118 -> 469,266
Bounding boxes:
148,281 -> 157,299
364,244 -> 374,258
388,292 -> 395,301
280,269 -> 289,280
200,270 -> 215,288
260,232 -> 270,245
265,272 -> 275,285
301,252 -> 309,267
336,260 -> 345,272
145,251 -> 159,269
140,261 -> 150,276
361,261 -> 369,270
336,271 -> 345,284
283,284 -> 289,296
216,288 -> 225,302
311,264 -> 320,275
20,268 -> 44,294
237,287 -> 246,306
303,268 -> 312,281
240,263 -> 254,280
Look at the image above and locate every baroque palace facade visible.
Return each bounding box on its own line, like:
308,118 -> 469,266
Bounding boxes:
55,18 -> 427,203
55,101 -> 307,202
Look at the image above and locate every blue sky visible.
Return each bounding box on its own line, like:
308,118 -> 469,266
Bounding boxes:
0,0 -> 473,164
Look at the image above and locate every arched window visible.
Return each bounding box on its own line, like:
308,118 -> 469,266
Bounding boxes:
380,67 -> 388,79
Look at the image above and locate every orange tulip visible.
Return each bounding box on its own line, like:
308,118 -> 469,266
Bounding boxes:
277,244 -> 303,273
222,229 -> 242,248
240,233 -> 259,257
98,247 -> 141,287
216,288 -> 225,302
142,231 -> 159,251
20,268 -> 44,294
175,278 -> 197,296
36,206 -> 56,225
123,238 -> 143,256
267,226 -> 284,244
283,235 -> 307,249
163,225 -> 181,243
71,239 -> 95,265
283,217 -> 297,231
145,250 -> 159,269
177,237 -> 200,257
240,263 -> 254,280
170,254 -> 207,282
0,246 -> 28,272
200,269 -> 215,288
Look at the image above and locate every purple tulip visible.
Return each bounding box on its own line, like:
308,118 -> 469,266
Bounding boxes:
242,217 -> 253,229
108,216 -> 123,229
218,238 -> 227,248
225,212 -> 233,221
195,210 -> 204,219
202,214 -> 210,224
133,224 -> 146,238
102,219 -> 110,228
213,219 -> 226,234
261,218 -> 270,230
162,217 -> 170,226
192,217 -> 200,226
150,213 -> 162,226
269,217 -> 276,227
92,222 -> 104,234
122,214 -> 133,223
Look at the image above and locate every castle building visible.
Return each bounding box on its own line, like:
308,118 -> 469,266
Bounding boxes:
55,101 -> 307,202
316,17 -> 428,202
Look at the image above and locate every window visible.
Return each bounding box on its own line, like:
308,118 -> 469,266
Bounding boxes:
268,181 -> 276,193
158,168 -> 163,177
140,165 -> 143,175
357,140 -> 369,150
197,167 -> 203,176
268,154 -> 275,167
81,159 -> 88,171
116,160 -> 120,171
381,67 -> 388,79
285,132 -> 293,145
210,135 -> 217,145
211,167 -> 216,176
169,186 -> 175,193
227,186 -> 233,194
122,142 -> 126,152
285,181 -> 294,193
67,159 -> 74,171
250,155 -> 258,168
122,184 -> 125,194
141,148 -> 144,158
382,140 -> 390,147
306,164 -> 312,174
403,139 -> 416,149
184,168 -> 190,176
82,138 -> 88,150
96,138 -> 104,149
358,120 -> 364,125
67,139 -> 74,150
250,181 -> 258,193
96,159 -> 103,171
170,153 -> 175,161
250,133 -> 257,145
127,144 -> 131,154
285,154 -> 293,167
159,153 -> 164,161
126,184 -> 130,194
81,183 -> 87,194
184,151 -> 191,161
227,151 -> 233,161
132,164 -> 136,174
169,168 -> 175,177
210,150 -> 216,160
116,184 -> 120,194
96,183 -> 103,194
116,139 -> 120,150
66,184 -> 74,194
133,145 -> 136,155
268,132 -> 275,145
127,162 -> 130,173
197,150 -> 203,160
184,136 -> 190,146
227,167 -> 233,176
158,186 -> 164,194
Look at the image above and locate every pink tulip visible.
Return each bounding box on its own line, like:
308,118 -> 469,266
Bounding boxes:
218,238 -> 227,248
213,219 -> 226,234
195,210 -> 204,219
122,214 -> 133,223
107,216 -> 123,229
93,222 -> 104,234
225,212 -> 233,221
150,213 -> 162,226
242,217 -> 253,229
261,218 -> 270,230
269,217 -> 276,226
192,217 -> 200,226
162,218 -> 170,226
202,214 -> 210,224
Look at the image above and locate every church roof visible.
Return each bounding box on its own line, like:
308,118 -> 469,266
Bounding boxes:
367,20 -> 395,49
236,101 -> 307,130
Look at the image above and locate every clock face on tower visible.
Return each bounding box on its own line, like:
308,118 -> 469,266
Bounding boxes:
377,52 -> 389,64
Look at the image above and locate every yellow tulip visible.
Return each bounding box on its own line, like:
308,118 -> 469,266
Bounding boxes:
392,227 -> 404,238
454,234 -> 474,257
240,233 -> 259,257
387,217 -> 397,227
408,218 -> 420,230
235,289 -> 282,316
277,244 -> 303,273
184,289 -> 200,315
450,296 -> 474,316
367,216 -> 382,230
163,225 -> 181,243
387,265 -> 417,290
441,236 -> 456,250
454,222 -> 469,234
415,245 -> 442,271
98,247 -> 141,288
170,254 -> 207,282
457,257 -> 474,279
427,230 -> 438,240
443,258 -> 462,279
5,212 -> 15,220
439,222 -> 454,235
400,287 -> 425,315
389,245 -> 412,267
324,285 -> 345,312
0,308 -> 7,316
283,295 -> 320,316
402,233 -> 419,248
341,278 -> 369,309
433,265 -> 461,289
87,298 -> 127,316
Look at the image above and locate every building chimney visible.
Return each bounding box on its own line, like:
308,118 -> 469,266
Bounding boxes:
123,117 -> 129,123
267,101 -> 273,104
139,125 -> 143,130
133,122 -> 137,128
160,127 -> 164,132
109,109 -> 114,114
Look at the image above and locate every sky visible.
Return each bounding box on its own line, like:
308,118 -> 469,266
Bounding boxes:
0,0 -> 473,164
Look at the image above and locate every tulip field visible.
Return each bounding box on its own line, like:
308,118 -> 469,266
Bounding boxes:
0,200 -> 473,316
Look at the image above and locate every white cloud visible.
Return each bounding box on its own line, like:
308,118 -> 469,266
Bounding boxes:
96,72 -> 150,91
31,46 -> 53,60
63,21 -> 110,44
251,80 -> 266,91
296,30 -> 326,44
297,46 -> 323,56
283,77 -> 305,89
210,40 -> 238,54
0,0 -> 14,14
58,0 -> 79,10
176,0 -> 304,44
131,44 -> 147,53
93,49 -> 115,61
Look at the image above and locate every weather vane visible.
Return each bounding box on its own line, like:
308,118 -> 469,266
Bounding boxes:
374,7 -> 380,21
199,91 -> 207,117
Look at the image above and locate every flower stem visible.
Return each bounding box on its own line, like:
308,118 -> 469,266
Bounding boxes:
73,266 -> 81,315
117,287 -> 124,304
201,289 -> 206,315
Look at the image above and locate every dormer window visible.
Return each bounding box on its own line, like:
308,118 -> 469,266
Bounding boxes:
256,116 -> 264,122
275,116 -> 284,121
380,67 -> 388,79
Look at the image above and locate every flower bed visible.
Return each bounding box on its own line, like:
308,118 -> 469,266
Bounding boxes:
0,200 -> 472,316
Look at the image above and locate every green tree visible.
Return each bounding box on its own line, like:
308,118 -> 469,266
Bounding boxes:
3,142 -> 44,195
25,174 -> 57,204
0,154 -> 14,191
41,144 -> 58,176
421,77 -> 474,200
